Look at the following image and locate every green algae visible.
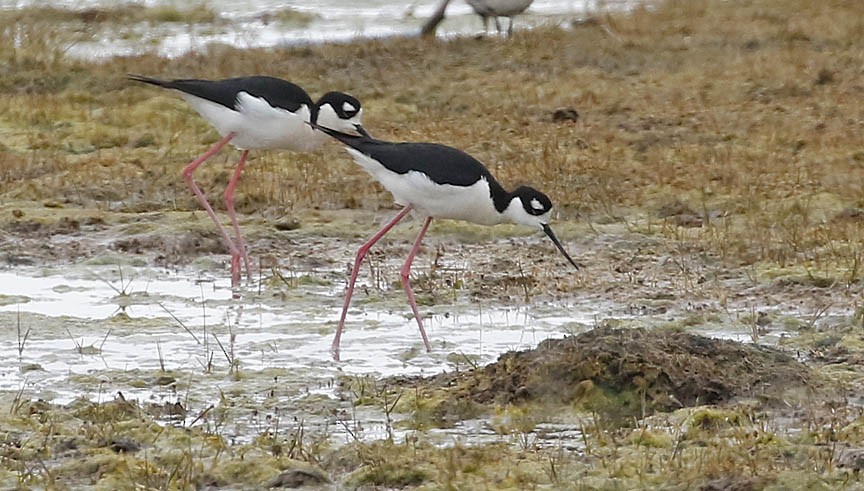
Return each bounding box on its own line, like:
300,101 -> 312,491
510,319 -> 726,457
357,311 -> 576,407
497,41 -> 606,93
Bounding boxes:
0,295 -> 30,306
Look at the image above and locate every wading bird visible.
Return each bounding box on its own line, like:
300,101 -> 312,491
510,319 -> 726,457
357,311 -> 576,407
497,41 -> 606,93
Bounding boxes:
313,123 -> 579,360
129,75 -> 364,286
466,0 -> 534,37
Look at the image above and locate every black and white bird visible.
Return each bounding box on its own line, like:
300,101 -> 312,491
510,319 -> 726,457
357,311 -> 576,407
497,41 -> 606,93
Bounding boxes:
129,74 -> 365,287
466,0 -> 534,37
312,123 -> 580,360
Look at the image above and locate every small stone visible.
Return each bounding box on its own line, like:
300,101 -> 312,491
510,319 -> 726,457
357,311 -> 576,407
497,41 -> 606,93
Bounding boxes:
552,108 -> 580,123
267,468 -> 330,488
836,448 -> 864,472
673,213 -> 704,228
108,438 -> 140,453
275,219 -> 301,231
154,375 -> 176,386
815,68 -> 834,85
19,363 -> 43,373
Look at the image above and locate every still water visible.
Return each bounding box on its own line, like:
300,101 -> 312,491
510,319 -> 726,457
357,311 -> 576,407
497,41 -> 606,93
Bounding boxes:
0,263 -> 605,444
3,0 -> 637,57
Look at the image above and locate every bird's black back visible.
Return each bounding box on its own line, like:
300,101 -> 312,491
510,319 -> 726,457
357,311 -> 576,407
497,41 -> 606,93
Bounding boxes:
361,141 -> 496,187
313,125 -> 511,211
128,75 -> 313,113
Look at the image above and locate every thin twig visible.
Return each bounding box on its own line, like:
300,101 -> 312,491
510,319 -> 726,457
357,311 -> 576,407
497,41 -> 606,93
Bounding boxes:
17,307 -> 31,356
159,302 -> 201,344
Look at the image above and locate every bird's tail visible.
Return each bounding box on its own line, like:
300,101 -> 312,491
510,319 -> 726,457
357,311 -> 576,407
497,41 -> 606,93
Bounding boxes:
127,74 -> 170,88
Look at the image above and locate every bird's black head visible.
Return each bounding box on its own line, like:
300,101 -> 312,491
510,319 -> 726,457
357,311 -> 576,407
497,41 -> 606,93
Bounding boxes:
316,92 -> 361,119
513,185 -> 554,217
315,91 -> 364,135
506,186 -> 580,270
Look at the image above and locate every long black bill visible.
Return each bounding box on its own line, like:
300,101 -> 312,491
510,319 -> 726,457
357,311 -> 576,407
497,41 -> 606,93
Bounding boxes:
542,224 -> 580,270
307,121 -> 369,138
354,123 -> 371,138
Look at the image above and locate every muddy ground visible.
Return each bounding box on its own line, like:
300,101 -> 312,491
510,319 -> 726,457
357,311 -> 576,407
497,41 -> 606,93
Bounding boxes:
3,200 -> 864,489
4,0 -> 864,488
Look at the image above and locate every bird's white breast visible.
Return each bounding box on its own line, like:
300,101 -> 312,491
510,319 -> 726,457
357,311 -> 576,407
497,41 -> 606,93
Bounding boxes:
346,148 -> 504,225
180,92 -> 328,151
467,0 -> 533,16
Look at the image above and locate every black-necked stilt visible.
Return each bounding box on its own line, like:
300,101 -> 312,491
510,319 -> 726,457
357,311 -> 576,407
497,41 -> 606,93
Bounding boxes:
312,123 -> 579,359
466,0 -> 534,37
129,74 -> 365,286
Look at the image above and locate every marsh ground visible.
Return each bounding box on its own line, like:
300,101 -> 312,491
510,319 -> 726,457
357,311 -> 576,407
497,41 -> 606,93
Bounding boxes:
2,0 -> 864,489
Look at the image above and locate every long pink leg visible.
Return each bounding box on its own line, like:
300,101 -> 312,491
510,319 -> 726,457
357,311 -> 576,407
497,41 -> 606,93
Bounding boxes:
181,132 -> 242,286
332,206 -> 413,360
400,216 -> 433,352
224,150 -> 252,281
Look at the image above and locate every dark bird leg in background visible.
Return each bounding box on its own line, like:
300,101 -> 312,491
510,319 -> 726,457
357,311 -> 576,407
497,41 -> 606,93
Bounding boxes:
420,0 -> 453,37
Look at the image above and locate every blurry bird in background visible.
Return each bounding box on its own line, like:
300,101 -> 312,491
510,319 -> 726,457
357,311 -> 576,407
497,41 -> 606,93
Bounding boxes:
466,0 -> 534,37
420,0 -> 534,38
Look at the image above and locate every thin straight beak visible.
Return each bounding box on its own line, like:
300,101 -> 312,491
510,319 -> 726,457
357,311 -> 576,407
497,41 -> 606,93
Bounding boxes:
306,121 -> 369,138
542,224 -> 580,269
354,124 -> 371,138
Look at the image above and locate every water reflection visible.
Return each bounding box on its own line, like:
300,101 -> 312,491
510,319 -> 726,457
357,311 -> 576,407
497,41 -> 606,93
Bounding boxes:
0,264 -> 601,445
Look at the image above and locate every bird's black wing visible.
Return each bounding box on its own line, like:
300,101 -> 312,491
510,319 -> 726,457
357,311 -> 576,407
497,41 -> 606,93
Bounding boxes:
312,124 -> 495,187
128,75 -> 312,112
362,141 -> 492,187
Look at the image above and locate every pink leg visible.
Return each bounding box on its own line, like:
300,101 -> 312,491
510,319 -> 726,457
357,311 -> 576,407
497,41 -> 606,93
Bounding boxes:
332,206 -> 413,360
401,216 -> 433,352
182,132 -> 242,287
224,150 -> 252,281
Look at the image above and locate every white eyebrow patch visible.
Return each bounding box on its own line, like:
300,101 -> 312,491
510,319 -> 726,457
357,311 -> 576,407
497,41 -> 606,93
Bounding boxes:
342,101 -> 356,113
530,198 -> 545,211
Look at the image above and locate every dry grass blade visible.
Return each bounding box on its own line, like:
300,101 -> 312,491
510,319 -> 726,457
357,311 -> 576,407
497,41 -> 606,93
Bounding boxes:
159,302 -> 202,344
16,307 -> 31,357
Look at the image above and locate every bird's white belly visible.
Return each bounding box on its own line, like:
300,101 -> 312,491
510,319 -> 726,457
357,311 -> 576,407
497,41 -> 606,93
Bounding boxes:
181,93 -> 328,151
347,149 -> 503,226
467,0 -> 532,15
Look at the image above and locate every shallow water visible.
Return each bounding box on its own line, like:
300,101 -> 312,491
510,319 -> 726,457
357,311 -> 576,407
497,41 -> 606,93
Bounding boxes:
5,0 -> 638,58
0,263 -> 604,445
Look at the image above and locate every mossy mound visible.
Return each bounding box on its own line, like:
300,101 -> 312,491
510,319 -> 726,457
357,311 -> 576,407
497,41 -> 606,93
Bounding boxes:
409,327 -> 821,423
